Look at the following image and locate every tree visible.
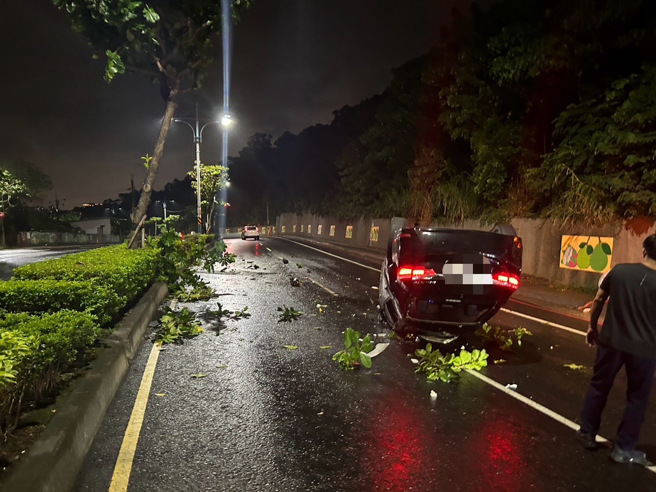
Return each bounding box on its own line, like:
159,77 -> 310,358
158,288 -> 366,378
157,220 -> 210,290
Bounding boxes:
187,163 -> 227,233
0,170 -> 29,247
52,0 -> 251,244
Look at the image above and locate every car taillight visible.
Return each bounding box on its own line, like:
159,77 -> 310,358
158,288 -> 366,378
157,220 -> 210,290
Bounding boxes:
398,265 -> 437,281
492,271 -> 520,290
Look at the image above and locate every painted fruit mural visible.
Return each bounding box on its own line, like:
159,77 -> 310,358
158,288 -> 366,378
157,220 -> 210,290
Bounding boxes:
560,236 -> 613,273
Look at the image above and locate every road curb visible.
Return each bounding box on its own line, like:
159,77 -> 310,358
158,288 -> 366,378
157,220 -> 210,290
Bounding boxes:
2,282 -> 168,492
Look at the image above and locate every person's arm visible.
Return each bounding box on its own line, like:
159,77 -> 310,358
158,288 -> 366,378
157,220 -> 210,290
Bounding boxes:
586,287 -> 609,347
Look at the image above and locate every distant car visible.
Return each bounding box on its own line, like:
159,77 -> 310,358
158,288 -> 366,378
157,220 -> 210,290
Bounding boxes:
241,225 -> 260,240
378,225 -> 522,343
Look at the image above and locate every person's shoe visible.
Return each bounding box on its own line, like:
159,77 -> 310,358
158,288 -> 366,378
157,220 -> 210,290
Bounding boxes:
609,446 -> 652,466
575,430 -> 597,450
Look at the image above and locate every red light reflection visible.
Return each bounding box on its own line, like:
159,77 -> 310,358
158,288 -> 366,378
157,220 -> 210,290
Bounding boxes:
255,241 -> 261,257
472,418 -> 531,490
363,399 -> 426,490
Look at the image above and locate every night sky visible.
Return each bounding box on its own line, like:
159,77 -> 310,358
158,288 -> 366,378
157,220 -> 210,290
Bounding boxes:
0,0 -> 468,208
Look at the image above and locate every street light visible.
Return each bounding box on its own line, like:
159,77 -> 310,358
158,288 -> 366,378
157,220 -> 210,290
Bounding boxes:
172,103 -> 221,233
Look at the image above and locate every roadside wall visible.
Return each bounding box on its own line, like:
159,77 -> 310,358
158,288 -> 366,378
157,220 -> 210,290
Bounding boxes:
17,231 -> 122,246
272,213 -> 656,289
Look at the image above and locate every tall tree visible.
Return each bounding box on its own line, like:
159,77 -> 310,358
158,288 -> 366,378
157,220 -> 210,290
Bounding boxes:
187,163 -> 227,233
52,0 -> 251,243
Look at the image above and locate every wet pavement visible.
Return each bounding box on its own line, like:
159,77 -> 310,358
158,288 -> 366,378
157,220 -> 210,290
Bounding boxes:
73,237 -> 656,491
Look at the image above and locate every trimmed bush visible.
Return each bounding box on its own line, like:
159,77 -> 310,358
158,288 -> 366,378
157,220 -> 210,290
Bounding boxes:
0,279 -> 120,326
12,245 -> 160,308
0,311 -> 100,436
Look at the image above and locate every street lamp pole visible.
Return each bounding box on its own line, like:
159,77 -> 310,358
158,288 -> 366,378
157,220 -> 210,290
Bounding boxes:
173,103 -> 220,234
194,104 -> 202,233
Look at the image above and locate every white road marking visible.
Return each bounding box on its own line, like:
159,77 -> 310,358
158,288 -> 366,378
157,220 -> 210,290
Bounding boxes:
500,308 -> 585,336
281,238 -> 380,272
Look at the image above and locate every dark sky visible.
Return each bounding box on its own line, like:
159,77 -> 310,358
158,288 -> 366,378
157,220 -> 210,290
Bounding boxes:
0,0 -> 469,208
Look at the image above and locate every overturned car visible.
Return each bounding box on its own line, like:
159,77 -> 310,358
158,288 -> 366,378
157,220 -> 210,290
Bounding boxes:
378,225 -> 523,342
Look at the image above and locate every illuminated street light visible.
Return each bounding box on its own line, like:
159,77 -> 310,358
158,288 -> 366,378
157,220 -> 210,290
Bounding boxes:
221,113 -> 233,129
172,103 -> 221,233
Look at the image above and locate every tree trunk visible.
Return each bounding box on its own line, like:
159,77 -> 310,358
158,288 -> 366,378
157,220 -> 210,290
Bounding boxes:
128,83 -> 180,248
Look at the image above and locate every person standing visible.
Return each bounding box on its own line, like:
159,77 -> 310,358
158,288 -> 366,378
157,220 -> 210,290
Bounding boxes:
576,234 -> 656,465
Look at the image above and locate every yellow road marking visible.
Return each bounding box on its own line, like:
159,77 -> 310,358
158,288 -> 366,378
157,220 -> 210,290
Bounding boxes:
109,341 -> 162,492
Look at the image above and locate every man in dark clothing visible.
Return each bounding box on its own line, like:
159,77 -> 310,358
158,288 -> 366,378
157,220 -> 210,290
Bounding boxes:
576,234 -> 656,465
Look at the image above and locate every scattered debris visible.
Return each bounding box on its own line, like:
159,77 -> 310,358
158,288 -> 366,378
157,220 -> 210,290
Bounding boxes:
190,373 -> 207,379
564,363 -> 586,371
290,277 -> 301,287
282,258 -> 289,264
283,345 -> 299,350
505,383 -> 518,390
365,343 -> 390,358
430,390 -> 438,399
155,393 -> 166,397
277,306 -> 303,322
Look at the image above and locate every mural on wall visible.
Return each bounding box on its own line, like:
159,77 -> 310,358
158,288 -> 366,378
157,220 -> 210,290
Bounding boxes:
560,236 -> 614,273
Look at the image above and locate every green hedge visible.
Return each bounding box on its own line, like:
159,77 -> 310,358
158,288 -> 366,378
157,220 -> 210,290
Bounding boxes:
12,244 -> 160,308
0,245 -> 163,437
0,311 -> 100,434
0,279 -> 120,326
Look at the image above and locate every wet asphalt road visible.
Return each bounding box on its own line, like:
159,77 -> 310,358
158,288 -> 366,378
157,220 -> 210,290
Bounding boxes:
75,237 -> 656,491
0,246 -> 98,280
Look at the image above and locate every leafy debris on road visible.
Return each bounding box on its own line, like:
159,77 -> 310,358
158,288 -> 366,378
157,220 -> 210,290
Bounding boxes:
206,302 -> 251,321
475,323 -> 532,351
277,306 -> 303,322
283,345 -> 299,350
190,373 -> 207,378
564,363 -> 586,371
155,307 -> 203,344
332,328 -> 374,370
414,345 -> 488,383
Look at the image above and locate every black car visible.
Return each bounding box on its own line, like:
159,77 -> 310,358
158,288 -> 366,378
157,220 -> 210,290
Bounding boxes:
378,225 -> 522,342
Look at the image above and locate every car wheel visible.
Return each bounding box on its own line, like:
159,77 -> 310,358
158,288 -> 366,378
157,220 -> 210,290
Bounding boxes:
393,319 -> 412,336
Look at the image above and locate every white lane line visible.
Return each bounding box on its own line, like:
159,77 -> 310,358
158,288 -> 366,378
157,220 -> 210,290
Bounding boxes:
280,238 -> 380,272
466,369 -> 656,474
500,308 -> 585,336
303,276 -> 339,297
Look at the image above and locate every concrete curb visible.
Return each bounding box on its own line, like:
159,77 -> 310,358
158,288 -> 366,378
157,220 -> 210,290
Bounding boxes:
2,282 -> 168,492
